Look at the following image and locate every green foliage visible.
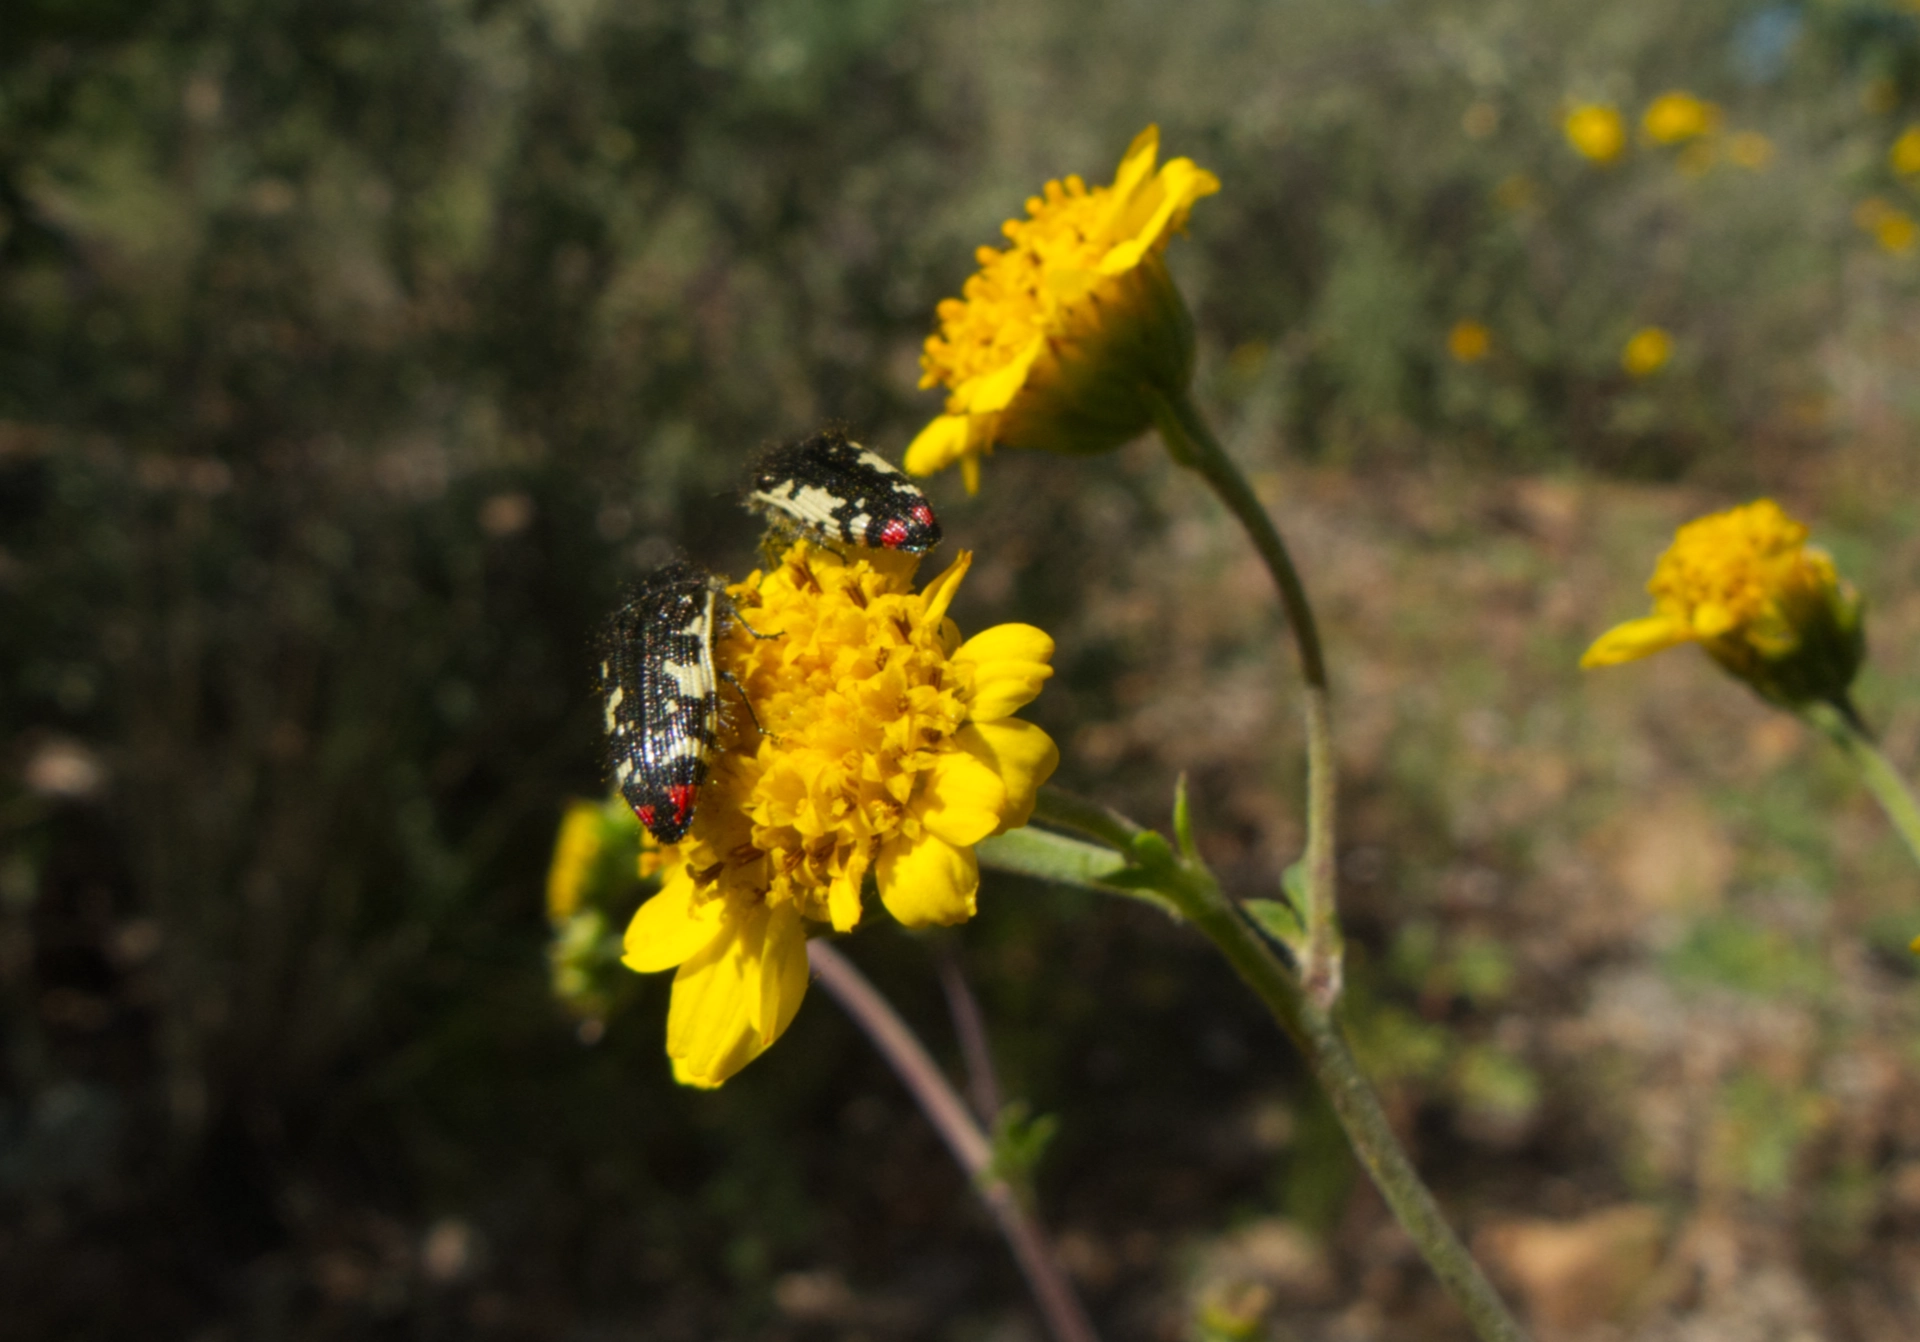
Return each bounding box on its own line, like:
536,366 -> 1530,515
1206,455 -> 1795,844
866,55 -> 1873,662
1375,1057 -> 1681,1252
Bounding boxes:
1666,915 -> 1832,998
984,1100 -> 1060,1202
7,0 -> 1920,1333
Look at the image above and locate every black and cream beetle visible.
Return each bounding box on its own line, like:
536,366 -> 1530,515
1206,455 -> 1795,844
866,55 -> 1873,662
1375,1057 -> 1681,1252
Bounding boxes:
744,429 -> 942,554
597,562 -> 726,844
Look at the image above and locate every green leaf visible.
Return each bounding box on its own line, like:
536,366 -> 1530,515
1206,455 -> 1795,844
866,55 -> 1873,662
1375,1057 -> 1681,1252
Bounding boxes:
1172,771 -> 1199,862
1129,830 -> 1177,869
1245,897 -> 1305,943
977,826 -> 1128,884
983,1101 -> 1058,1196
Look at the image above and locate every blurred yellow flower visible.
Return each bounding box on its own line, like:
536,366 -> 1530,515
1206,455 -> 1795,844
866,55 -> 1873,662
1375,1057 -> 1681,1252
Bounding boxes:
1564,104 -> 1627,163
548,799 -> 609,922
909,125 -> 1220,492
1728,131 -> 1774,170
1447,320 -> 1492,364
623,540 -> 1058,1087
1894,125 -> 1920,176
1855,197 -> 1918,254
1642,91 -> 1722,145
1582,499 -> 1864,711
545,797 -> 649,1020
1621,327 -> 1672,377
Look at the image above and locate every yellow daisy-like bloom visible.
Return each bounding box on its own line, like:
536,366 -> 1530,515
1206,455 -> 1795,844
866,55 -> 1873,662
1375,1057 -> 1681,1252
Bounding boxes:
1890,125 -> 1920,177
1621,326 -> 1672,377
1856,197 -> 1918,256
622,539 -> 1059,1087
1564,103 -> 1627,163
1447,320 -> 1492,364
1642,91 -> 1721,145
1581,499 -> 1864,711
907,125 -> 1221,492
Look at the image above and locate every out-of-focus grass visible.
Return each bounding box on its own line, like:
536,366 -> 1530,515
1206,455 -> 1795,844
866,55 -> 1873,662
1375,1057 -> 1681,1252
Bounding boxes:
6,0 -> 1920,1338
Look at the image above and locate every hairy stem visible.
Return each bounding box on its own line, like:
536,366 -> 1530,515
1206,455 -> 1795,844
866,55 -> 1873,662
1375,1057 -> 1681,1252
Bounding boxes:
1146,388 -> 1342,1005
806,941 -> 1100,1342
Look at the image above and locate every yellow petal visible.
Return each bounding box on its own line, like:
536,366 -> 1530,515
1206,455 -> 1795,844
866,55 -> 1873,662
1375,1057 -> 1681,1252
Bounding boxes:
622,870 -> 726,972
665,910 -> 763,1087
1107,125 -> 1162,209
827,846 -> 868,933
876,833 -> 979,927
905,413 -> 972,476
546,799 -> 606,922
959,336 -> 1044,413
954,623 -> 1055,719
1579,615 -> 1693,668
917,747 -> 1008,848
753,902 -> 810,1045
1100,159 -> 1221,274
961,452 -> 981,496
1691,601 -> 1737,637
918,550 -> 973,629
956,719 -> 1058,833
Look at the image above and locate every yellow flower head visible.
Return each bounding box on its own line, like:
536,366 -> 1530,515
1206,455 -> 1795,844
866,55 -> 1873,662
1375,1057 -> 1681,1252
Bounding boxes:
1642,91 -> 1721,145
1564,104 -> 1627,163
1581,499 -> 1865,711
908,125 -> 1220,492
1856,197 -> 1918,255
1621,326 -> 1672,377
545,797 -> 649,1019
1890,125 -> 1920,177
622,540 -> 1059,1087
1447,320 -> 1492,364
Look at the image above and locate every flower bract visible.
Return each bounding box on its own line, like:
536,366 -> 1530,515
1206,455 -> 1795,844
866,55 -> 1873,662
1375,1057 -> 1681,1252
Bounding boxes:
907,124 -> 1220,492
1581,499 -> 1864,712
621,540 -> 1058,1087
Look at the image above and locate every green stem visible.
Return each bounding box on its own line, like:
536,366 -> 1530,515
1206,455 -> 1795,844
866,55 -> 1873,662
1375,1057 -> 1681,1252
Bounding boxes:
1805,700 -> 1920,875
1146,388 -> 1342,1005
997,790 -> 1531,1342
1168,875 -> 1527,1342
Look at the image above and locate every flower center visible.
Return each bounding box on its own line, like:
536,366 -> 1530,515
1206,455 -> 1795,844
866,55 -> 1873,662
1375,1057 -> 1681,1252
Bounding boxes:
671,542 -> 972,922
920,176 -> 1113,397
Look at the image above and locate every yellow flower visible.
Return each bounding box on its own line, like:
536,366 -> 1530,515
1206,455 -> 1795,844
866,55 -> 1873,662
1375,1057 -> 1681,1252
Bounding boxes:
908,125 -> 1220,492
1621,326 -> 1672,377
547,799 -> 608,922
622,540 -> 1059,1087
1582,499 -> 1864,711
1728,131 -> 1774,170
1890,125 -> 1920,176
1856,197 -> 1918,255
1564,104 -> 1627,163
545,798 -> 649,1019
1642,91 -> 1721,145
1447,320 -> 1492,364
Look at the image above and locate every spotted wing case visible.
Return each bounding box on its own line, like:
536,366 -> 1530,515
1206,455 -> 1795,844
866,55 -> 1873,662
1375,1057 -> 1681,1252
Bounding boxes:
598,562 -> 720,844
745,430 -> 942,553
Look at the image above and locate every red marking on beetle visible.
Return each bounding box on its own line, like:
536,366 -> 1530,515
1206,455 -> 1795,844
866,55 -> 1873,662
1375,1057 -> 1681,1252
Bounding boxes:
669,783 -> 697,824
878,518 -> 911,548
635,804 -> 657,828
911,504 -> 935,526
